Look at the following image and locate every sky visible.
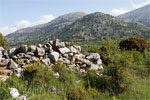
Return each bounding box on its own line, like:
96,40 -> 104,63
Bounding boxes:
0,0 -> 150,36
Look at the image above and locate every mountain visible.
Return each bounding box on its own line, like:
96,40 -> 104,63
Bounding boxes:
5,12 -> 150,47
5,12 -> 86,46
118,4 -> 150,27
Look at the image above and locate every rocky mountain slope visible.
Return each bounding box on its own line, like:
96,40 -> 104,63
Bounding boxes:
118,4 -> 150,27
5,12 -> 86,47
5,12 -> 150,47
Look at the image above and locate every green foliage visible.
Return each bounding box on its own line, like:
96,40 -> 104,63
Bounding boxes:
1,39 -> 150,100
0,82 -> 10,99
52,61 -> 77,88
24,61 -> 41,80
0,32 -> 7,49
67,87 -> 87,100
119,36 -> 148,52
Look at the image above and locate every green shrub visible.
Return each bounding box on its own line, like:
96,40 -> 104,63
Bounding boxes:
52,61 -> 76,84
98,45 -> 110,65
85,53 -> 130,94
24,61 -> 41,80
0,82 -> 10,99
119,37 -> 148,52
67,87 -> 87,100
0,32 -> 7,49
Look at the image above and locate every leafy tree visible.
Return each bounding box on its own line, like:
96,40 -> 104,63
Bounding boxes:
0,32 -> 7,49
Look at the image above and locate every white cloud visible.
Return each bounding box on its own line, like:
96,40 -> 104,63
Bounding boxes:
0,26 -> 17,36
111,0 -> 150,16
131,0 -> 150,9
110,8 -> 129,16
0,14 -> 55,36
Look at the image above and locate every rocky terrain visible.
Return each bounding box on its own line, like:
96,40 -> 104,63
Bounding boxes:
5,11 -> 150,47
119,4 -> 150,27
0,39 -> 103,81
5,12 -> 86,47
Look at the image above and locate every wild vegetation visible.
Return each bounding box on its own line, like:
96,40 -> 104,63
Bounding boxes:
0,36 -> 150,100
0,32 -> 7,49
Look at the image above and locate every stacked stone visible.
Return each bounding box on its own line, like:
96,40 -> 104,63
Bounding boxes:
0,39 -> 103,79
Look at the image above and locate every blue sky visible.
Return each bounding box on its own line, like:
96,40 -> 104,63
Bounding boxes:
0,0 -> 150,35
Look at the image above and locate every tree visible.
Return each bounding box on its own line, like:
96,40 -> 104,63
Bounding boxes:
119,36 -> 148,52
0,32 -> 7,49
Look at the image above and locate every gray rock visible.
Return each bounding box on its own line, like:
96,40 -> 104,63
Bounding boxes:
53,72 -> 60,79
49,52 -> 59,62
41,58 -> 51,65
38,44 -> 43,48
8,48 -> 16,54
8,60 -> 18,69
49,86 -> 56,92
14,68 -> 25,77
53,39 -> 65,49
26,52 -> 34,56
90,64 -> 103,70
31,56 -> 39,62
59,58 -> 70,64
36,47 -> 45,57
17,96 -> 27,100
69,46 -> 78,54
86,53 -> 100,62
24,54 -> 31,59
3,50 -> 9,59
15,45 -> 28,54
28,45 -> 36,53
0,58 -> 10,66
74,54 -> 85,61
58,47 -> 70,54
73,45 -> 81,52
0,47 -> 4,50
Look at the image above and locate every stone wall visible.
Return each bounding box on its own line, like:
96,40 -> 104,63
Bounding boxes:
0,39 -> 103,79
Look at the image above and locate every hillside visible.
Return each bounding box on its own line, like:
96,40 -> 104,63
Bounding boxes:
5,12 -> 150,47
118,4 -> 150,27
5,12 -> 86,46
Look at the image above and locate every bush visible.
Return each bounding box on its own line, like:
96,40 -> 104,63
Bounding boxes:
119,37 -> 148,52
85,53 -> 130,94
0,32 -> 7,49
24,61 -> 41,80
67,87 -> 87,100
98,45 -> 110,65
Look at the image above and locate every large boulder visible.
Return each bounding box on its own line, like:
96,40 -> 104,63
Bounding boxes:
53,39 -> 65,49
49,52 -> 59,62
69,46 -> 78,54
73,45 -> 81,52
58,47 -> 70,54
15,45 -> 28,54
36,47 -> 45,57
8,60 -> 18,69
85,53 -> 100,62
0,58 -> 10,67
28,45 -> 36,53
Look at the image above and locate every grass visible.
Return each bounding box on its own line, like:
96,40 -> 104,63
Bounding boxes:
1,39 -> 150,100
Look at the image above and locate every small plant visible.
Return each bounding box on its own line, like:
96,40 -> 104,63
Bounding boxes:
67,87 -> 87,100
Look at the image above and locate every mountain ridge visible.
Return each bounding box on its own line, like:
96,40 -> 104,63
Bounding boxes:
5,11 -> 150,47
118,4 -> 150,27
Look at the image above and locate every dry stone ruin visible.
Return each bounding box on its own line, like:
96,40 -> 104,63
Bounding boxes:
0,39 -> 103,81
